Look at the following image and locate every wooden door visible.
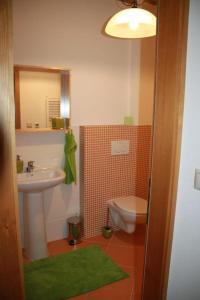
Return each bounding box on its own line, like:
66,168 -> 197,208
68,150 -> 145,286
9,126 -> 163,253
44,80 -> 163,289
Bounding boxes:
142,0 -> 190,299
0,0 -> 24,299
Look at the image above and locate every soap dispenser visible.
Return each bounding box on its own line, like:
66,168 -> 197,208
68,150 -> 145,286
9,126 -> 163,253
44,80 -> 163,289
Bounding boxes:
16,155 -> 24,173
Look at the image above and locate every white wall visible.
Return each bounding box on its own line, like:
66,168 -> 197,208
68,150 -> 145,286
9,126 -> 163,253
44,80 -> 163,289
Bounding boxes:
128,41 -> 141,125
17,128 -> 80,243
167,1 -> 200,299
13,0 -> 141,241
13,0 -> 133,126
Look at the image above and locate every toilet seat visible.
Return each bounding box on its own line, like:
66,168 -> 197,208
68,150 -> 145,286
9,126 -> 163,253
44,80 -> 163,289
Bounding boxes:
114,196 -> 147,215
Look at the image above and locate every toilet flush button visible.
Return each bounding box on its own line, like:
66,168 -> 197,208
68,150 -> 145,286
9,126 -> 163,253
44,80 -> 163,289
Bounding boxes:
194,169 -> 200,190
111,140 -> 129,155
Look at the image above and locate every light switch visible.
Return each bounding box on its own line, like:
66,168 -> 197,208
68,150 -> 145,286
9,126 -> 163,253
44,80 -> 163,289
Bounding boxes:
194,169 -> 200,190
111,140 -> 130,155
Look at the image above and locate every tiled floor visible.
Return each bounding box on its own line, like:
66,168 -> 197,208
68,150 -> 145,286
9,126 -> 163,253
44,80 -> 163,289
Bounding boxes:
48,224 -> 146,300
24,224 -> 146,300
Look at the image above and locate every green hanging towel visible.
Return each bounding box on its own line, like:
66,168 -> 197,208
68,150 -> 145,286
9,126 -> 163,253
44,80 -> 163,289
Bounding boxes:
64,131 -> 77,184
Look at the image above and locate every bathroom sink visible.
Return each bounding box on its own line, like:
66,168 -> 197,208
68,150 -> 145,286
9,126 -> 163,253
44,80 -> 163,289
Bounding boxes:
17,167 -> 65,192
18,166 -> 65,260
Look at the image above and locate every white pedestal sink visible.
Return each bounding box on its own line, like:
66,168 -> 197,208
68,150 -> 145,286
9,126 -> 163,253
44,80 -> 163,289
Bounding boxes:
17,167 -> 65,260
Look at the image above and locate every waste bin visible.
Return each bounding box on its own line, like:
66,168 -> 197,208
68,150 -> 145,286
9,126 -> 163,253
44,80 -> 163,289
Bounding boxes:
67,216 -> 81,245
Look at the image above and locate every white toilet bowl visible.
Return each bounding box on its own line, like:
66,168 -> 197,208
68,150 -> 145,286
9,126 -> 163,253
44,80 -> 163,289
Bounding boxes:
108,196 -> 147,233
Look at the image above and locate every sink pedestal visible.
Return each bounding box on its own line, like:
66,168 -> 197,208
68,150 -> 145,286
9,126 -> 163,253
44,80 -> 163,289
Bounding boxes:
17,167 -> 65,260
23,192 -> 48,260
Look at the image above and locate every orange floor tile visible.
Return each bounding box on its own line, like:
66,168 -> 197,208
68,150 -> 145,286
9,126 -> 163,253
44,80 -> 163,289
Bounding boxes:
24,224 -> 146,300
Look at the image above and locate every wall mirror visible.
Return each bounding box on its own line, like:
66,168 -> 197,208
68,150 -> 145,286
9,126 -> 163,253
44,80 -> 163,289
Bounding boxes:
14,65 -> 70,130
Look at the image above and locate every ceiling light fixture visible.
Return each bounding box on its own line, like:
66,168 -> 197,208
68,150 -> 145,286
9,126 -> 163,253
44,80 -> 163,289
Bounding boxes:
105,0 -> 156,39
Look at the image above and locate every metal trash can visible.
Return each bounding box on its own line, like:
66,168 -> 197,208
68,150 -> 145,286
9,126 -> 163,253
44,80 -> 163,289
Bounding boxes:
67,216 -> 81,245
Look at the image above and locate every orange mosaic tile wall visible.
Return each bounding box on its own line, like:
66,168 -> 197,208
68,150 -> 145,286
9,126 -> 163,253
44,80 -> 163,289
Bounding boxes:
80,125 -> 152,239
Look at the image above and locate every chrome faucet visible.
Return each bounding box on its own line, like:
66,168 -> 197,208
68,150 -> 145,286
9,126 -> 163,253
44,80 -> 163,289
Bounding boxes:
27,161 -> 35,173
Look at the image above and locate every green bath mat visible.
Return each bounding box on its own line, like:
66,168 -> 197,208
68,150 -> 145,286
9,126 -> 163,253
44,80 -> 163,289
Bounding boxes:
24,244 -> 128,300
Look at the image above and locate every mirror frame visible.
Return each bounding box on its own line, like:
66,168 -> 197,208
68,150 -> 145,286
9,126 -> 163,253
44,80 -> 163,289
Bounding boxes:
14,65 -> 70,130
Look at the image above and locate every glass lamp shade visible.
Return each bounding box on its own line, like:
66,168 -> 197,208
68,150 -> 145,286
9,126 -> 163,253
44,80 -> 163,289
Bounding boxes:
105,8 -> 156,38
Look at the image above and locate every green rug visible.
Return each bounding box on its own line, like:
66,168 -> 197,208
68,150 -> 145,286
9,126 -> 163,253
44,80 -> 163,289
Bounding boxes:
24,244 -> 128,300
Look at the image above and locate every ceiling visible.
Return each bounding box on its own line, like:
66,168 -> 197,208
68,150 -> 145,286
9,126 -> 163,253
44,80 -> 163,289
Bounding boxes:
118,0 -> 157,6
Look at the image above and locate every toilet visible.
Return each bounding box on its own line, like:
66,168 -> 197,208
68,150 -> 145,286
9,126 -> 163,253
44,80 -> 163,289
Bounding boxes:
108,196 -> 147,233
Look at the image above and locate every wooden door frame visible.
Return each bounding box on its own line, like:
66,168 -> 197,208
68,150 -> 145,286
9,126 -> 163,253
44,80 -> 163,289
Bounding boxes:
142,0 -> 190,299
0,0 -> 189,299
0,0 -> 25,299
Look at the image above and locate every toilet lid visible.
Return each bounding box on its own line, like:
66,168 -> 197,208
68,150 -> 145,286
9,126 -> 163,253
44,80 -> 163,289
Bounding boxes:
114,196 -> 147,214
